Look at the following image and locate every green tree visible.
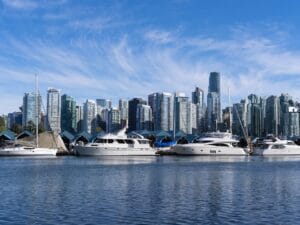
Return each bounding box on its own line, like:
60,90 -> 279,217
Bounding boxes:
0,116 -> 5,132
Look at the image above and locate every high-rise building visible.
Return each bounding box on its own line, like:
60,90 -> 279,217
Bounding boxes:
136,104 -> 152,130
47,88 -> 61,133
175,93 -> 191,134
128,98 -> 147,132
192,87 -> 205,133
61,94 -> 77,133
107,108 -> 121,133
83,100 -> 96,134
148,92 -> 174,131
119,99 -> 128,128
7,112 -> 22,131
265,95 -> 280,136
279,93 -> 292,137
247,94 -> 262,137
232,100 -> 247,137
76,105 -> 84,133
96,99 -> 112,109
287,107 -> 300,137
207,72 -> 221,131
22,92 -> 42,129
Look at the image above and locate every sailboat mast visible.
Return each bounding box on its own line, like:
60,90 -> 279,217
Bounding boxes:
35,74 -> 39,148
173,93 -> 176,141
228,88 -> 232,133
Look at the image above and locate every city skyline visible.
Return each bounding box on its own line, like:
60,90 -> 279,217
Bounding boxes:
1,1 -> 300,114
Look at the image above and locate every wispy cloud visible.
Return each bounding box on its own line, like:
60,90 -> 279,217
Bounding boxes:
1,0 -> 38,9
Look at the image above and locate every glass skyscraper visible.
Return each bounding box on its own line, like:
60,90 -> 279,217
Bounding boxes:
61,94 -> 77,133
47,88 -> 61,133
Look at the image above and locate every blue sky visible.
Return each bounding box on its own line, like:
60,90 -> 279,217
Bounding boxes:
1,0 -> 300,114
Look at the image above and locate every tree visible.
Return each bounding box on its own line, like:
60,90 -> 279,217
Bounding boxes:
11,124 -> 22,134
0,116 -> 5,132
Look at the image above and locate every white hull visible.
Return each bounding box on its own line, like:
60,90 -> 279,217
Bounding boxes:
253,148 -> 300,156
174,145 -> 248,156
0,147 -> 57,156
74,146 -> 158,156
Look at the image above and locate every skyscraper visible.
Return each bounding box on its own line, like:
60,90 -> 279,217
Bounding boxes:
175,93 -> 191,134
22,92 -> 42,129
76,105 -> 84,133
136,104 -> 152,130
128,98 -> 147,132
83,100 -> 96,134
107,108 -> 121,133
61,94 -> 77,133
265,95 -> 280,136
47,88 -> 61,133
96,99 -> 112,109
148,92 -> 174,131
207,72 -> 221,131
119,99 -> 128,128
192,87 -> 205,133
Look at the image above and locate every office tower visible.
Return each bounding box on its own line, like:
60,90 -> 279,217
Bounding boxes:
107,108 -> 121,133
128,98 -> 147,132
192,87 -> 205,133
175,93 -> 191,134
265,95 -> 280,136
61,94 -> 77,133
22,92 -> 42,129
287,107 -> 300,137
207,72 -> 221,131
136,104 -> 152,130
83,100 -> 97,134
76,105 -> 84,133
47,88 -> 61,133
96,99 -> 112,109
148,92 -> 174,131
279,93 -> 292,137
232,100 -> 247,137
247,94 -> 262,137
119,99 -> 128,128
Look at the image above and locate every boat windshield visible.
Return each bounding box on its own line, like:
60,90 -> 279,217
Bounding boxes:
94,139 -> 106,143
193,140 -> 213,143
271,144 -> 285,149
209,143 -> 230,147
138,140 -> 149,144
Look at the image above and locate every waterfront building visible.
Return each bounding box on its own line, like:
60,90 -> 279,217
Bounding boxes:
61,94 -> 77,133
47,88 -> 61,133
22,92 -> 42,129
192,87 -> 205,133
287,107 -> 300,137
119,99 -> 128,128
175,93 -> 191,134
128,98 -> 147,132
232,100 -> 247,137
265,95 -> 280,136
107,108 -> 121,133
148,92 -> 174,132
279,93 -> 292,137
207,72 -> 221,131
247,94 -> 262,138
136,104 -> 152,131
83,100 -> 97,134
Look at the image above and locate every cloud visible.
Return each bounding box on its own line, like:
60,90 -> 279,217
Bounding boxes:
1,0 -> 38,9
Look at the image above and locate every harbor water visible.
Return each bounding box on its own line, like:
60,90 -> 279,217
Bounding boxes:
1,156 -> 300,224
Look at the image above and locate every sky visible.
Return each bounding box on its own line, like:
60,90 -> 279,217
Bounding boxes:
1,0 -> 300,114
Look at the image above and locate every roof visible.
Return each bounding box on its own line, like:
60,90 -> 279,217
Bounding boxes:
0,130 -> 16,140
60,131 -> 75,142
16,130 -> 33,139
74,131 -> 92,142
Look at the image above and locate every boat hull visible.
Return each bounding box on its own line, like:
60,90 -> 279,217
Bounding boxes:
173,145 -> 248,156
253,148 -> 300,156
0,147 -> 57,156
74,146 -> 158,156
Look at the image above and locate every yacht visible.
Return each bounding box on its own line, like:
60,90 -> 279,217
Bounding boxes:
74,129 -> 158,156
0,145 -> 57,156
172,132 -> 249,156
253,135 -> 300,156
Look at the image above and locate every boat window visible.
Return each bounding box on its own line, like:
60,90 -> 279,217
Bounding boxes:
125,139 -> 134,144
138,140 -> 149,144
271,145 -> 285,149
94,139 -> 106,143
287,141 -> 296,145
193,140 -> 213,143
116,139 -> 125,144
209,143 -> 229,147
107,139 -> 114,144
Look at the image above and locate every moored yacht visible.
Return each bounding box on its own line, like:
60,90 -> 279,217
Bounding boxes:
253,135 -> 300,156
74,129 -> 157,156
0,145 -> 57,156
172,132 -> 249,156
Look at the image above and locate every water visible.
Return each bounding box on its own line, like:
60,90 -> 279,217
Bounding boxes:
1,156 -> 300,225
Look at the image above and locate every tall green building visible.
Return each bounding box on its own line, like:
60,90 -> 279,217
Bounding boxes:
61,94 -> 77,133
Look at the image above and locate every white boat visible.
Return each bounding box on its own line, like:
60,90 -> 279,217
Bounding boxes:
74,129 -> 157,156
0,75 -> 58,156
253,136 -> 300,156
0,145 -> 57,156
172,132 -> 249,156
